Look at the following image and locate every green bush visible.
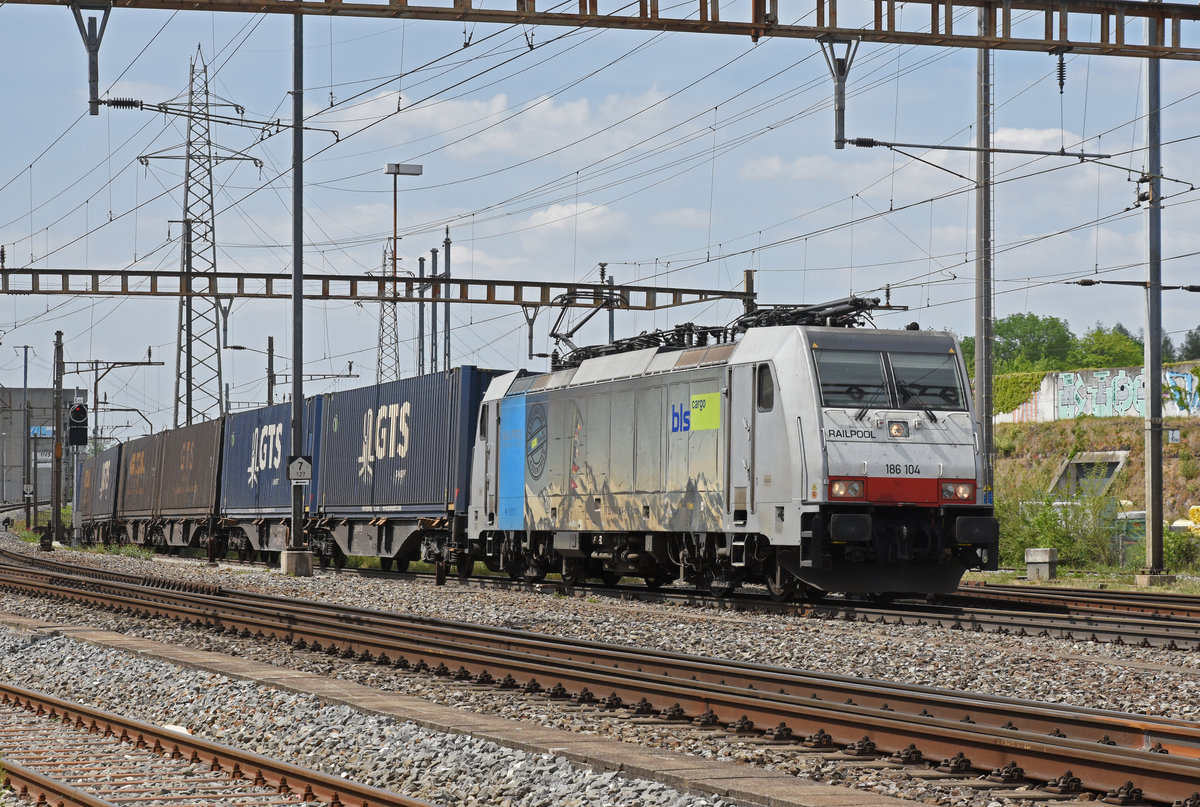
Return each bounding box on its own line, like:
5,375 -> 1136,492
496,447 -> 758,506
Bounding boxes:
1165,530 -> 1200,572
996,476 -> 1122,569
1179,450 -> 1200,481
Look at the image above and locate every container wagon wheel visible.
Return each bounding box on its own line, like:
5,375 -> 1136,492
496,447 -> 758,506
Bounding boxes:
454,552 -> 472,581
642,569 -> 673,590
598,571 -> 622,587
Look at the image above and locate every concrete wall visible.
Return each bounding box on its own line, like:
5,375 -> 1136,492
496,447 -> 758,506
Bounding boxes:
995,362 -> 1200,423
0,387 -> 88,507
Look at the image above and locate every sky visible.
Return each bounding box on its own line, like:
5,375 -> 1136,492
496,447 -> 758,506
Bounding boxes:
0,3 -> 1197,437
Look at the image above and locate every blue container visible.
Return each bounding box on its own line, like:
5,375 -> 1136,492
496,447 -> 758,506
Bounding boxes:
317,368 -> 499,517
220,399 -> 323,515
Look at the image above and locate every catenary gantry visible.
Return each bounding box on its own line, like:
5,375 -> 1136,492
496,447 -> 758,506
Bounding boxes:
7,0 -> 1200,59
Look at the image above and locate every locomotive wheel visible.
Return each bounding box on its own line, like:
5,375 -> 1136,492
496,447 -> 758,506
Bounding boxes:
380,557 -> 393,572
703,569 -> 737,598
800,585 -> 827,602
764,557 -> 798,602
561,559 -> 586,589
765,575 -> 798,602
332,547 -> 347,571
395,556 -> 412,574
523,559 -> 546,583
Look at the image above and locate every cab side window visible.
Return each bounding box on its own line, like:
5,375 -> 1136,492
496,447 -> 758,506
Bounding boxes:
756,365 -> 775,412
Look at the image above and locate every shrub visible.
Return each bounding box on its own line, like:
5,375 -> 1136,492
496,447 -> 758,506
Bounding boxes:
1179,450 -> 1199,481
996,475 -> 1122,569
1165,530 -> 1200,572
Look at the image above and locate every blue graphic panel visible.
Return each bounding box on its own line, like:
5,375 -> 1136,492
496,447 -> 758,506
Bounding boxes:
498,395 -> 527,531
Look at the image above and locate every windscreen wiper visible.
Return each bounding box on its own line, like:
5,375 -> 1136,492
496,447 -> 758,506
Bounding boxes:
899,384 -> 938,423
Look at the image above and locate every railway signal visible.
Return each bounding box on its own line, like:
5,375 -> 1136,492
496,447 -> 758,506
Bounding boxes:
68,403 -> 88,447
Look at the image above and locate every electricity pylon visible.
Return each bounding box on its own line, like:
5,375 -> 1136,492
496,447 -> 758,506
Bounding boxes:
140,47 -> 260,426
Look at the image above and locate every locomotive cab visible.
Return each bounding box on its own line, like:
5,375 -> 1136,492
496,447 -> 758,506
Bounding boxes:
776,326 -> 999,594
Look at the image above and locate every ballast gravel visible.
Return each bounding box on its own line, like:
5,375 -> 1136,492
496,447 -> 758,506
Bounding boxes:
0,630 -> 732,807
2,536 -> 1199,807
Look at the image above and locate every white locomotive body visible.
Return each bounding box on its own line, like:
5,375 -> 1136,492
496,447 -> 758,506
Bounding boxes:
467,321 -> 997,597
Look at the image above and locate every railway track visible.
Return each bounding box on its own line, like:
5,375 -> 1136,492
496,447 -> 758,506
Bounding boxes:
955,580 -> 1200,619
0,681 -> 435,807
217,555 -> 1200,649
10,542 -> 1200,648
2,551 -> 1200,804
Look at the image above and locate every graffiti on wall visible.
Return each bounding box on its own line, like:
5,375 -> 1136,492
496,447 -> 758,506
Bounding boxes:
1165,368 -> 1200,413
1057,370 -> 1145,418
1053,365 -> 1200,419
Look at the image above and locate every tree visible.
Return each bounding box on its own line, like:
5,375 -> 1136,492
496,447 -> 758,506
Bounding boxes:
992,313 -> 1076,372
1180,328 -> 1200,362
1070,323 -> 1144,368
1163,334 -> 1178,363
959,336 -> 975,376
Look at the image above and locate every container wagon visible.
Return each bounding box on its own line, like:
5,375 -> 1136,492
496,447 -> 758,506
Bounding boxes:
219,399 -> 322,561
312,367 -> 501,570
75,443 -> 122,545
152,418 -> 225,553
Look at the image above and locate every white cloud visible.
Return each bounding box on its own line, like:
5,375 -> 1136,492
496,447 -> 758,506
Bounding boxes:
652,207 -> 708,229
525,202 -> 626,235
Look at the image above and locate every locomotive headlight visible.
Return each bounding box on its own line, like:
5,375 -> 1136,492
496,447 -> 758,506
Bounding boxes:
888,421 -> 909,438
940,482 -> 974,501
830,479 -> 865,499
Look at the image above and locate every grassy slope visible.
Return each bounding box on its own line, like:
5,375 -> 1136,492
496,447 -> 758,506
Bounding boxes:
994,417 -> 1200,521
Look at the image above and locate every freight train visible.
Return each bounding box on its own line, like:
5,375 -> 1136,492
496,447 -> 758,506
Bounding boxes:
74,298 -> 998,597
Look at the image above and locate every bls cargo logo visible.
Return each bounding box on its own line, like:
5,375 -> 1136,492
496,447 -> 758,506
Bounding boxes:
670,393 -> 721,432
247,423 -> 284,487
357,401 -> 412,480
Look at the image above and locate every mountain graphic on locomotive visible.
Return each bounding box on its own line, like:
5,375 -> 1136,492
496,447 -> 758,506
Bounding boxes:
75,297 -> 997,597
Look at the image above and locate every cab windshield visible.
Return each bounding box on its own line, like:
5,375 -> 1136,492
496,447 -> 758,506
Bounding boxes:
813,349 -> 966,412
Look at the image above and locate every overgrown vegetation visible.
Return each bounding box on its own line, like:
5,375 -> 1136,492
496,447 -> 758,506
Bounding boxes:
992,372 -> 1046,415
995,474 -> 1131,569
995,418 -> 1200,572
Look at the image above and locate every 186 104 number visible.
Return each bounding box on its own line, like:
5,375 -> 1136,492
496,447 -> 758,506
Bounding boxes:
885,463 -> 920,475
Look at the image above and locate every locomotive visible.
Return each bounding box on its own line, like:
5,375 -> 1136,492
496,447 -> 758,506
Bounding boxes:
75,297 -> 997,597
